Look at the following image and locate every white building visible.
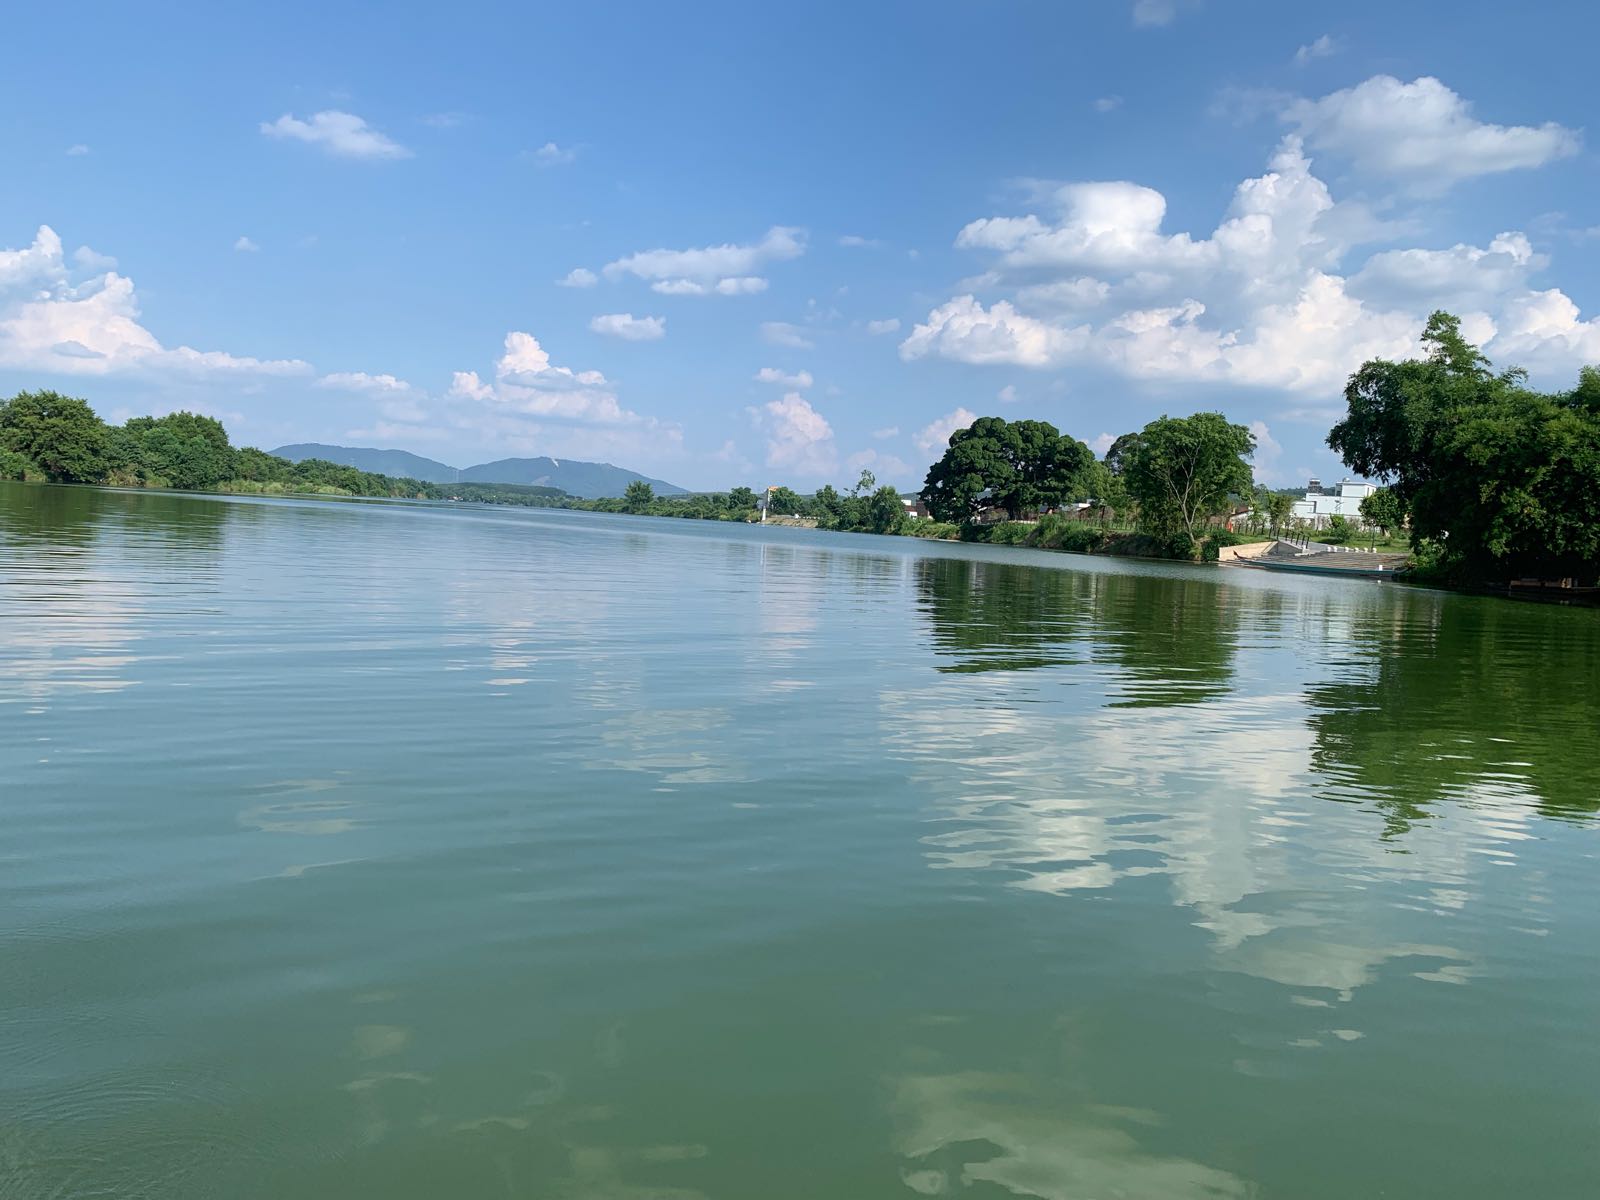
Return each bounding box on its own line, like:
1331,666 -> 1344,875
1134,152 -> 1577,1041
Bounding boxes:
1291,478 -> 1376,528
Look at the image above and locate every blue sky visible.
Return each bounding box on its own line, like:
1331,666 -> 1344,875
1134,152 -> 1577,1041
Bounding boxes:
4,1 -> 1598,491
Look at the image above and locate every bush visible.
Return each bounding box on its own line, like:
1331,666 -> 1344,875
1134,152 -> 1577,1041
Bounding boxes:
906,521 -> 960,540
0,447 -> 40,481
1028,515 -> 1110,554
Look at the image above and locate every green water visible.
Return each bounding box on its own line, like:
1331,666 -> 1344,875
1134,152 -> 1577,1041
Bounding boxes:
2,482 -> 1597,1199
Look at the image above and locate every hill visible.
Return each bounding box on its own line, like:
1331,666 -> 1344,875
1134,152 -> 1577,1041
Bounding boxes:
270,444 -> 459,483
270,444 -> 685,498
459,457 -> 686,498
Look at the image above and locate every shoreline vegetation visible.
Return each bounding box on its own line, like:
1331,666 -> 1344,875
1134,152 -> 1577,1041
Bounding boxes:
3,311 -> 1596,591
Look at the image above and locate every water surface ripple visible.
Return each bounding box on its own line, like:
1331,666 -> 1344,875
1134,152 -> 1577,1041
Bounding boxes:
2,483 -> 1597,1198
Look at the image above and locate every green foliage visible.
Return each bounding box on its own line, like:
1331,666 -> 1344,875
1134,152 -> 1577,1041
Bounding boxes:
1329,310 -> 1600,583
0,390 -> 109,483
1323,514 -> 1353,544
119,411 -> 238,490
905,520 -> 961,540
920,415 -> 1096,523
727,486 -> 757,512
1028,514 -> 1111,554
623,480 -> 654,512
0,446 -> 40,481
865,484 -> 907,534
1121,412 -> 1255,544
766,486 -> 805,516
1358,487 -> 1405,538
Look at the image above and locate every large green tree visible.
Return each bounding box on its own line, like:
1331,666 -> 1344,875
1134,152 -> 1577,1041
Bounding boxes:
0,390 -> 109,483
1329,310 -> 1600,582
920,415 -> 1095,523
120,411 -> 238,490
1359,487 -> 1405,539
1121,412 -> 1255,545
622,480 -> 654,512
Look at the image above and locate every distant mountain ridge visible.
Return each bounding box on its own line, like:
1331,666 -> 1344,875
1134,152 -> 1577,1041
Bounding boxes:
269,443 -> 687,499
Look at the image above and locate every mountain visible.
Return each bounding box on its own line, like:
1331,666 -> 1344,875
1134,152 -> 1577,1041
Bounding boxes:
269,444 -> 686,499
459,457 -> 686,498
270,444 -> 460,484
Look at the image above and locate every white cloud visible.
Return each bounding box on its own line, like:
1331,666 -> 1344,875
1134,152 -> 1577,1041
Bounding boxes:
234,235 -> 259,253
1090,432 -> 1116,456
1093,96 -> 1123,113
1249,420 -> 1285,484
0,225 -> 312,379
761,321 -> 813,349
997,384 -> 1017,403
72,246 -> 117,272
440,332 -> 682,466
872,426 -> 900,440
316,371 -> 412,394
1016,277 -> 1111,311
65,144 -> 90,156
1285,76 -> 1580,190
530,141 -> 576,167
604,226 -> 805,287
558,267 -> 598,288
589,312 -> 666,341
1348,232 -> 1541,309
260,110 -> 412,161
649,275 -> 769,296
914,407 -> 979,454
756,393 -> 837,476
901,296 -> 1084,367
1293,35 -> 1340,65
846,447 -> 912,482
756,367 -> 813,388
1132,0 -> 1177,26
865,318 -> 901,335
838,235 -> 880,248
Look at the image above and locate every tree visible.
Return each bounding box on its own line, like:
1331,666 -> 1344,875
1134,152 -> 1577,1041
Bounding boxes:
811,484 -> 844,527
623,480 -> 654,512
727,486 -> 757,511
1121,412 -> 1255,546
1324,514 -> 1353,544
120,411 -> 237,490
920,415 -> 1095,523
866,485 -> 908,534
850,468 -> 876,498
767,486 -> 805,515
1103,432 -> 1142,477
1329,310 -> 1600,582
1359,487 -> 1405,539
0,390 -> 109,483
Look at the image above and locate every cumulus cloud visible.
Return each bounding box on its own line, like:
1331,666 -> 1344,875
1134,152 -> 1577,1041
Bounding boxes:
903,115 -> 1600,394
865,318 -> 901,335
436,330 -> 683,464
755,393 -> 837,476
901,296 -> 1084,367
558,267 -> 598,288
1293,35 -> 1340,65
316,371 -> 413,393
0,225 -> 312,378
756,367 -> 813,388
603,226 -> 804,296
914,407 -> 979,454
872,426 -> 900,440
260,110 -> 412,161
1285,76 -> 1580,190
65,144 -> 90,156
234,235 -> 259,252
761,321 -> 813,349
997,384 -> 1018,403
589,312 -> 666,341
530,141 -> 576,167
1093,96 -> 1123,113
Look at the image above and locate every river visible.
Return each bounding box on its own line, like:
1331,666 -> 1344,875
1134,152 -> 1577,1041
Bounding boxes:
2,481 -> 1596,1198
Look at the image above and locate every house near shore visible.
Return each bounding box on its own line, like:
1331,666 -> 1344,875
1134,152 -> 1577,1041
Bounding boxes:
1291,478 -> 1376,529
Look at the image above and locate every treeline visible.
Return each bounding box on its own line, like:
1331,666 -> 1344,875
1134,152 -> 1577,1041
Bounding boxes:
0,392 -> 566,505
580,474 -> 915,535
